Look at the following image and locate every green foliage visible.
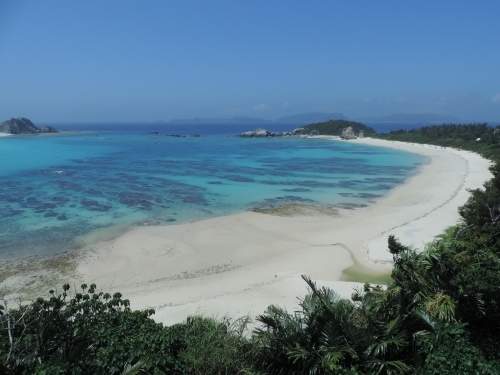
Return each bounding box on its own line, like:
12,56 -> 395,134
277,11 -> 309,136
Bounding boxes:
4,236 -> 500,374
387,235 -> 410,261
459,172 -> 500,226
301,120 -> 376,136
386,226 -> 500,367
312,223 -> 500,373
418,324 -> 500,374
253,276 -> 415,375
120,350 -> 155,375
175,315 -> 257,375
0,284 -> 185,375
255,278 -> 366,374
375,123 -> 500,163
0,288 -> 261,375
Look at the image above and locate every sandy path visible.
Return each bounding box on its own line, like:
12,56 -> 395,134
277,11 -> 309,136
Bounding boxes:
77,138 -> 492,326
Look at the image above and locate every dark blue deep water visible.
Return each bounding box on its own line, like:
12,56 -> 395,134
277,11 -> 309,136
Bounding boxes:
0,123 -> 425,259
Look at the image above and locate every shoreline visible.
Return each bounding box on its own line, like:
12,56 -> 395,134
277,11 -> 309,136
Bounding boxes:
1,137 -> 492,326
76,137 -> 491,325
0,131 -> 75,137
352,137 -> 491,262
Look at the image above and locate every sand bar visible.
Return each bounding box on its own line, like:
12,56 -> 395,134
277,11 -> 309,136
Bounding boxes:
72,137 -> 493,325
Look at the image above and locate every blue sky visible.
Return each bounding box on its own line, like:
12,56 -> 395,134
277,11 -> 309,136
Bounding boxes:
1,1 -> 499,122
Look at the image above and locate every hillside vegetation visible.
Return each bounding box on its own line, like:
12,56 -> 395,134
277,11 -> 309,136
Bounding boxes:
2,123 -> 500,374
301,119 -> 376,136
375,123 -> 500,162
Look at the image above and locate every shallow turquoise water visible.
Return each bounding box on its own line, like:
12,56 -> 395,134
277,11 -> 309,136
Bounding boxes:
0,126 -> 425,258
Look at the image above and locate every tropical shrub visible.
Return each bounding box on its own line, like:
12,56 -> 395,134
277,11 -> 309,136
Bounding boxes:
0,283 -> 185,375
175,315 -> 258,375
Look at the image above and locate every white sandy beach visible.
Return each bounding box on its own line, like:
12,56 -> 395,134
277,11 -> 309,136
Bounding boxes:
76,138 -> 492,326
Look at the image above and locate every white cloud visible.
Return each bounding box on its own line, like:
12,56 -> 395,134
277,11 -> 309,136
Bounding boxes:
252,103 -> 269,111
282,101 -> 290,108
491,94 -> 500,103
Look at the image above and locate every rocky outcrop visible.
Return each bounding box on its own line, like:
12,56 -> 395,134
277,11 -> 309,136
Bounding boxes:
358,130 -> 364,138
40,125 -> 58,133
0,118 -> 38,134
340,126 -> 357,140
253,128 -> 268,137
291,127 -> 305,135
239,128 -> 292,138
0,118 -> 58,134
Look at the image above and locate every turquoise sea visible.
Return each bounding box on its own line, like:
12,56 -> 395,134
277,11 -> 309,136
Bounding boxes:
0,123 -> 425,259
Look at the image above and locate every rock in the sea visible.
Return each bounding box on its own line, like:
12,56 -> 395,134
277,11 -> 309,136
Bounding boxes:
254,128 -> 269,137
239,128 -> 271,137
340,126 -> 357,140
40,125 -> 59,133
239,128 -> 293,138
291,127 -> 305,135
0,117 -> 58,134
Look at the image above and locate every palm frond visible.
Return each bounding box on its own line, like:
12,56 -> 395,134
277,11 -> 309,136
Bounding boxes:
425,292 -> 457,322
365,358 -> 412,375
121,351 -> 156,375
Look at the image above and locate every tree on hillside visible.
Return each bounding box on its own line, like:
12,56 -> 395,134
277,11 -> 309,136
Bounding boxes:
459,167 -> 500,227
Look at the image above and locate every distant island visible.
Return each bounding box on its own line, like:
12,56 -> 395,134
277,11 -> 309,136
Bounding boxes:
0,117 -> 58,134
357,112 -> 461,123
170,117 -> 270,124
170,112 -> 349,124
274,112 -> 348,123
169,112 -> 462,124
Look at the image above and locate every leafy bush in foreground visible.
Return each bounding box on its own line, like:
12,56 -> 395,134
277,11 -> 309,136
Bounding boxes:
251,227 -> 500,374
176,315 -> 258,375
0,286 -> 260,375
0,283 -> 185,375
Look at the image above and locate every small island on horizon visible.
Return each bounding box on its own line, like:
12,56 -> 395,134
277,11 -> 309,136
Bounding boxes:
0,117 -> 58,135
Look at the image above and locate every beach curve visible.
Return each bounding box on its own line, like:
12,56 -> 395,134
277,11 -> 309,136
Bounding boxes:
69,138 -> 492,325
